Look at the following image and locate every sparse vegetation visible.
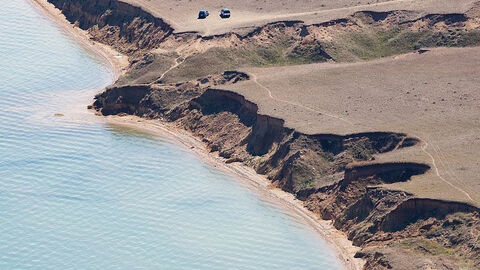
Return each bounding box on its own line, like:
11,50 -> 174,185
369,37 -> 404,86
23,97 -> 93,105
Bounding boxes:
399,238 -> 455,256
116,52 -> 177,85
395,237 -> 479,269
164,24 -> 480,83
164,39 -> 332,82
327,28 -> 480,61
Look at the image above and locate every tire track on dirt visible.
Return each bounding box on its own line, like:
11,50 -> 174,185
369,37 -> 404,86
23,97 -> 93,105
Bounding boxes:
250,72 -> 354,125
413,135 -> 476,203
158,39 -> 202,81
250,71 -> 475,203
430,140 -> 475,202
158,56 -> 185,81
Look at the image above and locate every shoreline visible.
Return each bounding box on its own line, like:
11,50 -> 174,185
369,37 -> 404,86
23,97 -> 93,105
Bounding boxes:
29,0 -> 129,81
104,115 -> 364,270
29,1 -> 364,269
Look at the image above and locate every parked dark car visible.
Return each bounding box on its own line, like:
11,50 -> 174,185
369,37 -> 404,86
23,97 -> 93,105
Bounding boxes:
220,8 -> 231,18
198,10 -> 209,19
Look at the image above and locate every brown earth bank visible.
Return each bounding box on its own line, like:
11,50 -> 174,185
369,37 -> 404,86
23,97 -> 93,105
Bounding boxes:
93,74 -> 480,269
44,0 -> 480,269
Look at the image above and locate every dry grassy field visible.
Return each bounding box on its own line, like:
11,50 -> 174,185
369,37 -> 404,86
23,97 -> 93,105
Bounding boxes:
123,0 -> 478,35
117,0 -> 480,206
225,47 -> 480,206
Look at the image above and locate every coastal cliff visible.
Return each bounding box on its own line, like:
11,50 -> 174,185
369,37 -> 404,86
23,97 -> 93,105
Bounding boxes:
93,76 -> 480,269
46,0 -> 480,268
48,0 -> 173,54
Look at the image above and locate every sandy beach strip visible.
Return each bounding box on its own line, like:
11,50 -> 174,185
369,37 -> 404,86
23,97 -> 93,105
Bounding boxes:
29,0 -> 365,268
104,115 -> 365,270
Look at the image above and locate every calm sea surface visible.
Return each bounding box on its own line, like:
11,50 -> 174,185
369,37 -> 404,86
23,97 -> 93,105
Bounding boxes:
0,1 -> 342,269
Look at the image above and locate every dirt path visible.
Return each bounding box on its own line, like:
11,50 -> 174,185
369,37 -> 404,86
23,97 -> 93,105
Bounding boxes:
250,72 -> 354,125
250,71 -> 475,205
416,136 -> 476,203
158,55 -> 185,81
158,39 -> 202,82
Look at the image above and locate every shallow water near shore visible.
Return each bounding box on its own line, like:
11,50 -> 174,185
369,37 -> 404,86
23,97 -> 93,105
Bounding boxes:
0,1 -> 342,269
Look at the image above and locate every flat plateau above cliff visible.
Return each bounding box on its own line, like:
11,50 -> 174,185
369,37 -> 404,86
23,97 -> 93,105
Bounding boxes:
226,46 -> 480,206
122,0 -> 478,35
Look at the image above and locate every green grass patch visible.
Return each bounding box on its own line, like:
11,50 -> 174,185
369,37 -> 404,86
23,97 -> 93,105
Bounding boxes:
335,28 -> 480,61
342,28 -> 420,60
397,239 -> 458,262
396,238 -> 477,269
238,38 -> 330,66
291,163 -> 317,193
165,39 -> 332,82
162,28 -> 480,82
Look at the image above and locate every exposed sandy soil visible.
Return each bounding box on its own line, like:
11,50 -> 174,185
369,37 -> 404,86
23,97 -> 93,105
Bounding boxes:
225,46 -> 480,206
123,0 -> 478,35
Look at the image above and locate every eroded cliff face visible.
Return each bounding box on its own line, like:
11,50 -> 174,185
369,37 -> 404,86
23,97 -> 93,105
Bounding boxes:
48,0 -> 173,54
93,77 -> 480,269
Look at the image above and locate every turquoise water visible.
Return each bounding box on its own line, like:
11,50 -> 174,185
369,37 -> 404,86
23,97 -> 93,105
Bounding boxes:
0,1 -> 342,269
